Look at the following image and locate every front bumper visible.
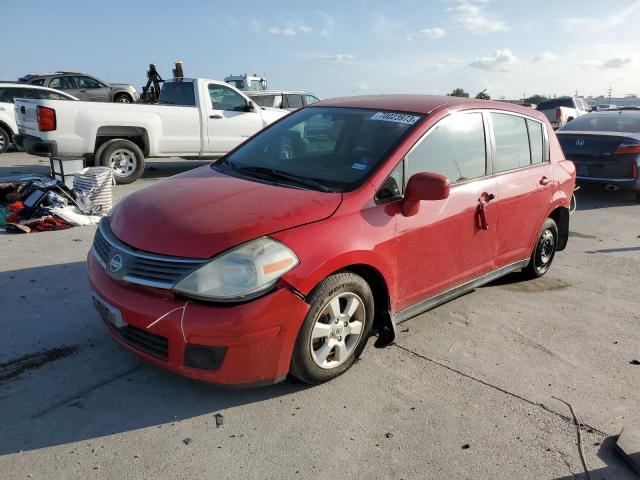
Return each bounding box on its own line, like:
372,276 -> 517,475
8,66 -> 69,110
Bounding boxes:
14,134 -> 57,157
87,252 -> 309,386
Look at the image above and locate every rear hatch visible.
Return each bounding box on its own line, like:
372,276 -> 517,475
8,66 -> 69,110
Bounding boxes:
556,132 -> 639,179
14,99 -> 40,136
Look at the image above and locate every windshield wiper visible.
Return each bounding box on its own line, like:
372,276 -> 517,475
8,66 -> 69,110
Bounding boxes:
236,166 -> 332,192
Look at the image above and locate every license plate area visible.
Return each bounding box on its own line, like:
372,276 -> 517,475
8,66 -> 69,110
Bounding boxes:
92,293 -> 126,329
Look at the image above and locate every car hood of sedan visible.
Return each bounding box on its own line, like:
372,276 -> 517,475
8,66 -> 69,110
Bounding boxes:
109,166 -> 342,258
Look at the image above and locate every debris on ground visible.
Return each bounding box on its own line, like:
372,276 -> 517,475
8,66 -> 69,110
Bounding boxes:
0,346 -> 78,380
384,433 -> 393,438
630,360 -> 640,365
215,413 -> 224,428
182,438 -> 192,445
461,444 -> 470,450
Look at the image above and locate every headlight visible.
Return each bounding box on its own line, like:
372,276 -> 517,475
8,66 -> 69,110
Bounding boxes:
172,237 -> 299,302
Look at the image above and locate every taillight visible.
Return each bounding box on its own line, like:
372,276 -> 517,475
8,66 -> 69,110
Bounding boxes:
613,143 -> 640,155
555,107 -> 562,121
632,162 -> 638,179
37,106 -> 56,132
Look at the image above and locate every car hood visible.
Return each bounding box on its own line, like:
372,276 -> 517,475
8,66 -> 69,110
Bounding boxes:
109,166 -> 342,258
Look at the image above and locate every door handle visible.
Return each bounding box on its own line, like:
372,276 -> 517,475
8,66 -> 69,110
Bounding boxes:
539,176 -> 552,186
209,114 -> 223,119
477,193 -> 495,230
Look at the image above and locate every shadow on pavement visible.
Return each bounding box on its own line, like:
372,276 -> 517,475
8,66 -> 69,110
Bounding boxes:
554,436 -> 635,480
575,184 -> 638,211
0,261 -> 308,455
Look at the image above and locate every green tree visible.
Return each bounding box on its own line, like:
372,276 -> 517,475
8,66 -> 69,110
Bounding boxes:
524,94 -> 547,105
448,88 -> 469,98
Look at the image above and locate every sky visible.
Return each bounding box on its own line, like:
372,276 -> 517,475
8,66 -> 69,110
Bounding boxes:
3,0 -> 640,100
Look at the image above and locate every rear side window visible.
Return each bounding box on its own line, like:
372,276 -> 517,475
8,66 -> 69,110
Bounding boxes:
158,81 -> 196,106
284,94 -> 303,109
29,79 -> 45,86
406,112 -> 487,183
491,113 -> 531,172
305,95 -> 320,105
252,95 -> 274,107
527,120 -> 544,164
49,76 -> 77,90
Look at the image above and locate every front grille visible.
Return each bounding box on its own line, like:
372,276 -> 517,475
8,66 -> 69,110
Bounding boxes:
92,219 -> 206,289
112,323 -> 169,360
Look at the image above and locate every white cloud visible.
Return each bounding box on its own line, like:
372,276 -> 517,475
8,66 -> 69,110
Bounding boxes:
562,1 -> 640,33
354,81 -> 369,92
531,51 -> 558,63
419,27 -> 446,39
268,27 -> 297,37
448,1 -> 508,33
469,48 -> 517,71
602,57 -> 633,68
318,53 -> 355,62
298,25 -> 313,33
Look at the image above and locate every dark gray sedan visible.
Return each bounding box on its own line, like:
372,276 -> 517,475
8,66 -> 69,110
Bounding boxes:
556,110 -> 640,201
19,72 -> 139,103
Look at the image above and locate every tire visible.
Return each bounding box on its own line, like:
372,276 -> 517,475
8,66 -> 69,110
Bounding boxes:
522,218 -> 558,279
0,127 -> 10,154
290,272 -> 374,384
114,93 -> 133,103
97,138 -> 145,184
635,190 -> 640,203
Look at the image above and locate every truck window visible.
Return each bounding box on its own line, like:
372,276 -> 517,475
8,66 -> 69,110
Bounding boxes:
159,81 -> 196,106
284,95 -> 303,109
208,84 -> 247,112
536,98 -> 573,110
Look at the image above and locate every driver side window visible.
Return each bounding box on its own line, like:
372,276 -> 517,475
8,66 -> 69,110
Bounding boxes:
208,84 -> 248,112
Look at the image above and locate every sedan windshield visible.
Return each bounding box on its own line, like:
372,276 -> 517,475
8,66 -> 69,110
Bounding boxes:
214,107 -> 423,192
559,112 -> 640,133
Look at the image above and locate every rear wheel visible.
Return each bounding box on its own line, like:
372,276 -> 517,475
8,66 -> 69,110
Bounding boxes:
97,139 -> 145,184
0,127 -> 10,154
522,218 -> 558,279
290,272 -> 374,384
114,93 -> 132,103
635,190 -> 640,203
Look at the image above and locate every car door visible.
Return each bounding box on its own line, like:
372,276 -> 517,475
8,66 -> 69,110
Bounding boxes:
75,76 -> 111,102
395,111 -> 498,310
205,83 -> 263,155
48,76 -> 83,99
488,112 -> 554,267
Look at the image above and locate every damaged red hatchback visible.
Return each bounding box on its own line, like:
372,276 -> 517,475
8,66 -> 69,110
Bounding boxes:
88,95 -> 576,386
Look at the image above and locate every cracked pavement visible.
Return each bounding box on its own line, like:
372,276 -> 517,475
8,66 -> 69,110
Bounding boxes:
1,152 -> 639,479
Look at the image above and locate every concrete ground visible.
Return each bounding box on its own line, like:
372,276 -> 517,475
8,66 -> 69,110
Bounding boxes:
0,151 -> 638,480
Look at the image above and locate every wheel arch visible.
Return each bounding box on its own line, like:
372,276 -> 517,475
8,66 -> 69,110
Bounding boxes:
548,205 -> 569,251
0,120 -> 15,140
94,126 -> 149,156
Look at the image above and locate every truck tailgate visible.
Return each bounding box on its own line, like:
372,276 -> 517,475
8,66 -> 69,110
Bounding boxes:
14,99 -> 40,136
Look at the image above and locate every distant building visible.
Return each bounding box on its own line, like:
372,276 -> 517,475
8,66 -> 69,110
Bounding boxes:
585,96 -> 640,107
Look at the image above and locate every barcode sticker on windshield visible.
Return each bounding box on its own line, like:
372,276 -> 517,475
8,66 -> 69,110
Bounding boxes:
371,112 -> 420,125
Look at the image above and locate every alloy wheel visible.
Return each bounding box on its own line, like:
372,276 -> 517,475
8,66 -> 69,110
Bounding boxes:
310,292 -> 365,369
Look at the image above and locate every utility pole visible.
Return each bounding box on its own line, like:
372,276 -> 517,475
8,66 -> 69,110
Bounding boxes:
608,85 -> 612,103
575,89 -> 579,97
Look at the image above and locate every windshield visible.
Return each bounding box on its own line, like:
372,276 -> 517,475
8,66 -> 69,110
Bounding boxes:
559,112 -> 640,133
214,107 -> 423,192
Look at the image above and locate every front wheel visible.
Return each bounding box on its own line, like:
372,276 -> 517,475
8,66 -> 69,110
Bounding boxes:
522,218 -> 558,279
97,139 -> 145,184
114,93 -> 132,103
290,272 -> 374,384
0,127 -> 10,154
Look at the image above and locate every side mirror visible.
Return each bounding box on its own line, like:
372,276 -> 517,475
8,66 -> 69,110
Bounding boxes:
245,101 -> 256,112
402,172 -> 450,217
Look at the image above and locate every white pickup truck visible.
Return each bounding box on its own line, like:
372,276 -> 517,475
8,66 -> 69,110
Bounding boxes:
535,96 -> 591,130
15,78 -> 288,183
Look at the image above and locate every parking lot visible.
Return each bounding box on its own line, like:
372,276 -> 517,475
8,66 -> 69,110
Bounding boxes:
0,150 -> 637,479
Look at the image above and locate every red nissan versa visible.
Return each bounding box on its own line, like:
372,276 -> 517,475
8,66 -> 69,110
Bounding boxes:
88,95 -> 576,386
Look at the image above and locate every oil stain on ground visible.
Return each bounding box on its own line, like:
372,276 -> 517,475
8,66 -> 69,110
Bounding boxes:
0,346 -> 78,381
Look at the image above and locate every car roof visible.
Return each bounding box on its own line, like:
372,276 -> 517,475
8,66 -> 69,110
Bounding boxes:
313,94 -> 542,117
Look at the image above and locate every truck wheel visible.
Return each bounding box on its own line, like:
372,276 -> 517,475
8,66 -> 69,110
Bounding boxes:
97,139 -> 145,184
114,93 -> 132,103
0,127 -> 10,154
